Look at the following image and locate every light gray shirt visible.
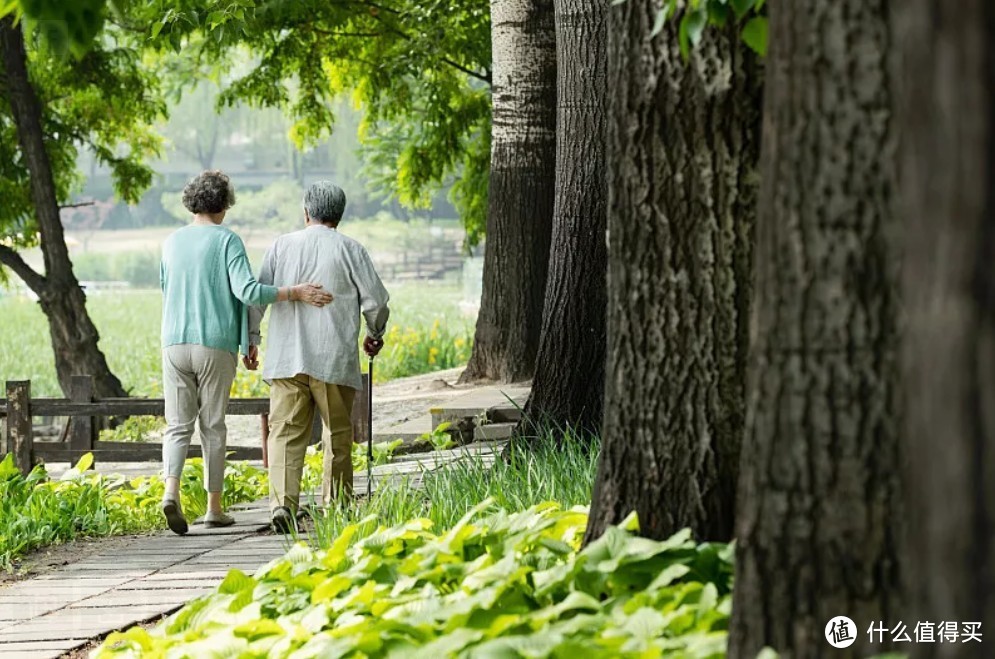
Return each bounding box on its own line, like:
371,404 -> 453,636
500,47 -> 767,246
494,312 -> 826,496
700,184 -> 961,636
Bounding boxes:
249,224 -> 390,390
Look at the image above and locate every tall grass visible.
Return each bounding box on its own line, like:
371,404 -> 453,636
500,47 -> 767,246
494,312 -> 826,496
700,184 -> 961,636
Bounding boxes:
308,431 -> 599,549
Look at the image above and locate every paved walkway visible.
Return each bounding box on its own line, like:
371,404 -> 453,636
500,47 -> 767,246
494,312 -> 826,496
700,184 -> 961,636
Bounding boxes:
0,374 -> 524,658
0,501 -> 284,659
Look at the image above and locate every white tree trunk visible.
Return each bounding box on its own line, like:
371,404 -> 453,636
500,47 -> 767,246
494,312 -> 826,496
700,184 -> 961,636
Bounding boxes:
462,0 -> 557,382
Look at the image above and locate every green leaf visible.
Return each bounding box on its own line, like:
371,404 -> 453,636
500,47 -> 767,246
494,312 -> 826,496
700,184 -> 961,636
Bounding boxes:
742,16 -> 768,56
218,569 -> 256,594
74,452 -> 94,473
730,0 -> 757,19
707,3 -> 729,28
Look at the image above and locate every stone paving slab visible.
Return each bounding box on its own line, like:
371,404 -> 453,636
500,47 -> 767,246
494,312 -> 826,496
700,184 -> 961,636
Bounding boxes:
0,638 -> 89,659
0,501 -> 274,658
68,588 -> 212,608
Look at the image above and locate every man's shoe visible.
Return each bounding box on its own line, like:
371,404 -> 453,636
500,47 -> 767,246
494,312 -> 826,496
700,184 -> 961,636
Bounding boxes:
161,496 -> 188,535
271,506 -> 296,534
204,510 -> 236,528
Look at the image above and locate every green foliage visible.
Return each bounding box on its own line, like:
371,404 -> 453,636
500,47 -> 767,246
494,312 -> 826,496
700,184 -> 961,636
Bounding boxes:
96,502 -> 732,658
422,421 -> 455,451
4,0 -> 108,57
633,0 -> 767,58
309,429 -> 598,549
0,452 -> 268,570
72,250 -> 161,287
139,0 -> 492,242
376,320 -> 473,383
98,415 -> 166,443
0,12 -> 164,267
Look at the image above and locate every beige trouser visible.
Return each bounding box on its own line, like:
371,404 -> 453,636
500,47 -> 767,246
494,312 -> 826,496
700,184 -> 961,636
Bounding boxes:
268,374 -> 356,512
162,344 -> 237,492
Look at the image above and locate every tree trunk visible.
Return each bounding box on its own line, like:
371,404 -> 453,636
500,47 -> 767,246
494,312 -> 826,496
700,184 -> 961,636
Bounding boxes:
584,3 -> 761,543
728,2 -> 902,657
461,0 -> 556,383
897,2 -> 995,657
520,0 -> 608,433
0,16 -> 127,399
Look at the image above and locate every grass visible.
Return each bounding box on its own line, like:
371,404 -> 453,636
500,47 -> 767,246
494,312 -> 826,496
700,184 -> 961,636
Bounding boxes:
0,281 -> 473,397
307,430 -> 598,551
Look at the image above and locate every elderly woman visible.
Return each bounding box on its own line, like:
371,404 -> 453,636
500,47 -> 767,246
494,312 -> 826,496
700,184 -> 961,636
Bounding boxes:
159,170 -> 331,535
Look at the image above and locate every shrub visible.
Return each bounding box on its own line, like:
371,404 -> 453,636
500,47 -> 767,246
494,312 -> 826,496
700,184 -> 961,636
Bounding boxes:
96,503 -> 733,658
0,453 -> 269,571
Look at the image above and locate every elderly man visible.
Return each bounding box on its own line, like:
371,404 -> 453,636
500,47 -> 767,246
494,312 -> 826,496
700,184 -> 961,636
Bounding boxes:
250,181 -> 390,532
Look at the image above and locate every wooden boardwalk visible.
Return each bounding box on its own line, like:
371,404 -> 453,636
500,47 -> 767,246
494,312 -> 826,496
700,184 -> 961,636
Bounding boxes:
0,501 -> 283,658
0,441 -> 506,658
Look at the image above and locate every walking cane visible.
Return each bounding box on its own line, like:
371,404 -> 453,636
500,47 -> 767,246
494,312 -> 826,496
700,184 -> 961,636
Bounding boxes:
367,356 -> 374,498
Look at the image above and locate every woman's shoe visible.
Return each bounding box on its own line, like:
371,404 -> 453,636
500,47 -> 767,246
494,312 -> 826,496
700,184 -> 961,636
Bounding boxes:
161,496 -> 188,535
204,510 -> 236,528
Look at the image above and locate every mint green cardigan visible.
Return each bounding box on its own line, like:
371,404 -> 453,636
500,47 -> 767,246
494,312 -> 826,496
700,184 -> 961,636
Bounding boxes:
160,225 -> 279,356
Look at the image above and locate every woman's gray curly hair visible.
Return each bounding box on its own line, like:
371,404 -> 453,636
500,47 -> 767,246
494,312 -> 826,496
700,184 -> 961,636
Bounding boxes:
182,170 -> 236,215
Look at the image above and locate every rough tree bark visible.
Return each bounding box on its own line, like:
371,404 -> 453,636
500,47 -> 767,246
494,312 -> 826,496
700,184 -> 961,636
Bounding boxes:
520,0 -> 607,434
728,2 -> 902,657
461,0 -> 556,383
0,16 -> 127,399
584,2 -> 761,543
897,2 -> 995,657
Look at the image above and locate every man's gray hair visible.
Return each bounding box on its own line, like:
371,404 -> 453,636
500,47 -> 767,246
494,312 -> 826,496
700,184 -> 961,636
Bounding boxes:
304,181 -> 347,224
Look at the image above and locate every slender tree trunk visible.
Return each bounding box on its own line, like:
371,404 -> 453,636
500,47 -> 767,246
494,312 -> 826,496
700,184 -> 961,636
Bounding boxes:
897,3 -> 995,657
584,2 -> 761,543
520,0 -> 608,433
461,0 -> 556,383
728,2 -> 902,657
0,16 -> 127,399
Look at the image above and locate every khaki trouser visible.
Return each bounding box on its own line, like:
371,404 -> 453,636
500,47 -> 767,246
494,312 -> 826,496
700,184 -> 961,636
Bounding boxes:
162,344 -> 237,492
268,374 -> 356,512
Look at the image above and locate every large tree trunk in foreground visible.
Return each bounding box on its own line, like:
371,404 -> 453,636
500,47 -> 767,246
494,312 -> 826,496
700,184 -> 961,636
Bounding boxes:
728,2 -> 902,657
897,3 -> 995,657
461,0 -> 556,383
0,16 -> 126,399
520,0 -> 607,434
585,3 -> 761,543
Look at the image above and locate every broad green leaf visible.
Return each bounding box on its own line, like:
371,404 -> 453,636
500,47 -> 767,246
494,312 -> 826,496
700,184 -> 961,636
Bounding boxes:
742,16 -> 768,56
74,452 -> 94,473
233,618 -> 285,641
218,569 -> 255,595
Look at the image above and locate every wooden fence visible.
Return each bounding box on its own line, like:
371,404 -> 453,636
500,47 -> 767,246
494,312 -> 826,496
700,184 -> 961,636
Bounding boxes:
0,374 -> 370,475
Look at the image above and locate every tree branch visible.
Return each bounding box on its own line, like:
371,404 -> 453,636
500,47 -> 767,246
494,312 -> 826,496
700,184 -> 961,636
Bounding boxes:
357,14 -> 492,85
0,243 -> 47,294
59,201 -> 95,210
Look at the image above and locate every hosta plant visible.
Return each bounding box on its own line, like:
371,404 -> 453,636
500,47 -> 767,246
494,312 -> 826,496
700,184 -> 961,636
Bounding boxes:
97,501 -> 732,658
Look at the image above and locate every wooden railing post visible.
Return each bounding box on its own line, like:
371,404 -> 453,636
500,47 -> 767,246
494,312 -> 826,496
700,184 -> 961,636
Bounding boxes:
6,381 -> 32,475
69,375 -> 96,466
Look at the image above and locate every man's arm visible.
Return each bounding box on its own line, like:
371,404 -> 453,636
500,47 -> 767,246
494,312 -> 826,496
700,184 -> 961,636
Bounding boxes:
352,245 -> 391,345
